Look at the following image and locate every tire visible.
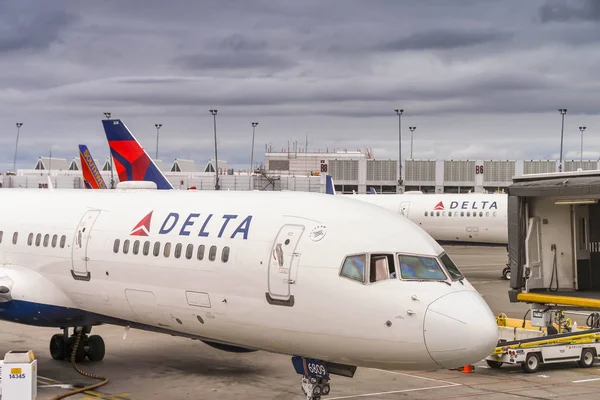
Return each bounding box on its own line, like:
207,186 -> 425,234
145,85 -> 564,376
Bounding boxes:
86,335 -> 106,362
486,360 -> 503,369
521,353 -> 541,373
579,348 -> 595,368
49,334 -> 65,360
502,267 -> 511,280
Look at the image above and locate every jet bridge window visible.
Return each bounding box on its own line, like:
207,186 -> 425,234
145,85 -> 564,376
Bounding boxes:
51,235 -> 57,248
369,254 -> 396,282
398,255 -> 447,280
60,235 -> 66,248
340,254 -> 366,283
439,253 -> 464,280
27,233 -> 33,246
36,234 -> 41,247
113,239 -> 120,253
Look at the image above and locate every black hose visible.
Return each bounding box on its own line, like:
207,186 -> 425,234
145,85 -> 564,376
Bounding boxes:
549,246 -> 559,292
587,313 -> 600,329
522,309 -> 531,328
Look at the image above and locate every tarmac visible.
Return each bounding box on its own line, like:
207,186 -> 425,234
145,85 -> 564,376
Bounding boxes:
3,245 -> 600,399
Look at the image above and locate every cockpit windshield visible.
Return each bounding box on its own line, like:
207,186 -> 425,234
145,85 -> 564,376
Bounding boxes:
398,254 -> 447,280
439,253 -> 464,280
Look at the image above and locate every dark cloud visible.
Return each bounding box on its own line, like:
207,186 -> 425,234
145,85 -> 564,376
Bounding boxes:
175,52 -> 295,71
380,29 -> 511,51
0,2 -> 77,53
540,0 -> 600,23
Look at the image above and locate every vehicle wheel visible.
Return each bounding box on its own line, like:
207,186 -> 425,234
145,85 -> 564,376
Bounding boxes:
579,348 -> 595,368
521,353 -> 541,373
486,360 -> 503,369
86,335 -> 106,362
49,334 -> 65,360
502,267 -> 511,280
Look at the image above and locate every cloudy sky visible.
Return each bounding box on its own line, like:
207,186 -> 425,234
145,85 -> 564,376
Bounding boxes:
2,0 -> 600,171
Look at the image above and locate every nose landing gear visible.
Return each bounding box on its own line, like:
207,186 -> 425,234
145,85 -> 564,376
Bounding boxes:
292,356 -> 332,400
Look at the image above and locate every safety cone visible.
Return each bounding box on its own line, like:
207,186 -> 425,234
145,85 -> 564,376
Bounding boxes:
460,365 -> 474,373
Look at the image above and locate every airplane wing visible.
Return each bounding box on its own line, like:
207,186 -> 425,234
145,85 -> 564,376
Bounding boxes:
101,119 -> 174,190
78,145 -> 108,189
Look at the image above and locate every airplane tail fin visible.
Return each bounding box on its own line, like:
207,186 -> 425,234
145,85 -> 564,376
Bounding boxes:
325,174 -> 336,195
101,119 -> 174,190
78,145 -> 107,189
369,187 -> 377,194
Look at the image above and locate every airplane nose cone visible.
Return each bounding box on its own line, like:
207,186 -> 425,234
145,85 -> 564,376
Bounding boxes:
424,291 -> 498,369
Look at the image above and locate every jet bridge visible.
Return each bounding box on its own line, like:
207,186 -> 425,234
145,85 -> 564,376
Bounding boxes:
508,170 -> 600,309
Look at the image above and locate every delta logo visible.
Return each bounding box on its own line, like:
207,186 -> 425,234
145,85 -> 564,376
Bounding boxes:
130,211 -> 253,240
431,200 -> 498,211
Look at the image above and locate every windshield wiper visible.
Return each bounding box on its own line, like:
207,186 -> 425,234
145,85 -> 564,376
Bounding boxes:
437,279 -> 451,286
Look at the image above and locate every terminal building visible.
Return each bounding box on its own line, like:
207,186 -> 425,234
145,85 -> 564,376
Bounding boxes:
1,150 -> 599,193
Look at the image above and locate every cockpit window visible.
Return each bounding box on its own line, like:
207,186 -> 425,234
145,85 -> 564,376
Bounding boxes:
440,253 -> 464,280
398,254 -> 447,280
369,254 -> 396,282
340,254 -> 366,283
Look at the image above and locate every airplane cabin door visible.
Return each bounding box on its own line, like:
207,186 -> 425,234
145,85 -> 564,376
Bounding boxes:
399,202 -> 411,217
267,224 -> 304,304
71,209 -> 101,281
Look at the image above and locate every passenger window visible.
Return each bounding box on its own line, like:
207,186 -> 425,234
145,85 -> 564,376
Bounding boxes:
163,242 -> 171,257
398,254 -> 447,280
113,239 -> 120,253
36,233 -> 41,247
479,212 -> 483,217
209,245 -> 217,261
440,253 -> 464,280
153,242 -> 161,257
460,212 -> 464,217
133,240 -> 140,255
43,234 -> 49,247
27,233 -> 33,246
424,211 -> 428,217
143,241 -> 150,256
222,246 -> 230,262
186,244 -> 194,259
442,211 -> 447,216
123,239 -> 130,254
448,212 -> 452,217
369,254 -> 396,282
340,254 -> 366,282
197,245 -> 205,260
12,232 -> 18,245
60,235 -> 66,248
436,211 -> 440,217
0,231 -> 2,243
175,243 -> 182,259
486,212 -> 489,217
51,234 -> 57,248
467,212 -> 470,217
493,212 -> 497,217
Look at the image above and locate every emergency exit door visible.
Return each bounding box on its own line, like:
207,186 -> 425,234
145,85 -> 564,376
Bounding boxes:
71,210 -> 101,281
268,225 -> 304,300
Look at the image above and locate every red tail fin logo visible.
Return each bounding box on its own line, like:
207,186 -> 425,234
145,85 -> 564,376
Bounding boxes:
433,201 -> 445,210
131,211 -> 153,236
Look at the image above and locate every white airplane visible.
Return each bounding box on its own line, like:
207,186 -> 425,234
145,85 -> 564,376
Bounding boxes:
0,186 -> 498,398
325,176 -> 508,245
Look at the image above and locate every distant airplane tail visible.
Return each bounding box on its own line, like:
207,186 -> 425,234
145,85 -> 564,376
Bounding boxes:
325,175 -> 336,195
101,119 -> 174,190
369,187 -> 377,194
78,145 -> 107,189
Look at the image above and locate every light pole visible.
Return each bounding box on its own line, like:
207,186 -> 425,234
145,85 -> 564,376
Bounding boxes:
13,122 -> 23,173
394,109 -> 404,192
209,109 -> 219,190
579,126 -> 586,170
155,124 -> 162,160
250,122 -> 258,174
558,108 -> 567,172
103,112 -> 114,188
409,126 -> 416,159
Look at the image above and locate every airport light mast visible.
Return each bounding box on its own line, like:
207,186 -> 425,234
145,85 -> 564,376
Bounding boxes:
579,126 -> 586,170
394,109 -> 404,192
209,109 -> 220,190
409,126 -> 417,159
103,112 -> 114,188
155,123 -> 162,160
558,108 -> 567,172
13,122 -> 23,174
250,122 -> 258,174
